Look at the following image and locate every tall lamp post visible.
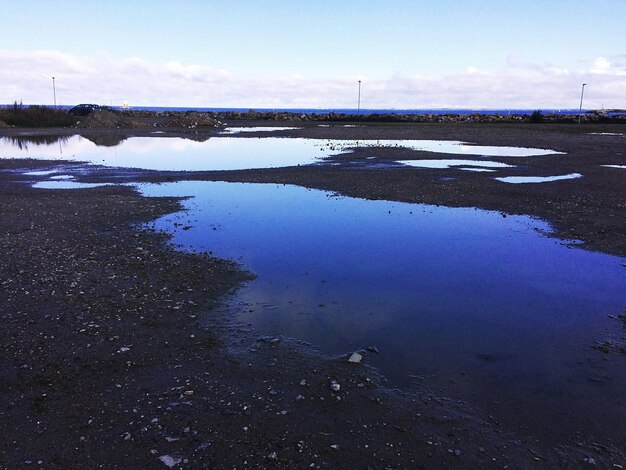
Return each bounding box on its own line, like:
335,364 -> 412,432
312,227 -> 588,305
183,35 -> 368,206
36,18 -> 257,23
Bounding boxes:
357,80 -> 361,115
52,76 -> 57,108
578,83 -> 586,124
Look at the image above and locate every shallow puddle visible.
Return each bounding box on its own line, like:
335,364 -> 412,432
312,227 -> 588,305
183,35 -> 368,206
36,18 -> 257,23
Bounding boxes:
1,135 -> 338,171
1,135 -> 561,171
458,167 -> 497,172
32,181 -> 113,189
344,140 -> 561,157
399,159 -> 513,169
140,180 -> 626,445
221,126 -> 301,134
23,170 -> 58,176
495,173 -> 582,183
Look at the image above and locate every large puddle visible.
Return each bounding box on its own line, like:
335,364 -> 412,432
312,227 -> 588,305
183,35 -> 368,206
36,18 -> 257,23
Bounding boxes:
140,180 -> 626,445
1,135 -> 560,171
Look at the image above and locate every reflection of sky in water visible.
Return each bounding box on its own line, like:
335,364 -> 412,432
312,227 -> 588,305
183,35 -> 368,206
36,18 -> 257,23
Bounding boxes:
399,159 -> 514,169
458,167 -> 497,172
0,136 -> 337,170
1,135 -> 560,171
220,126 -> 301,134
32,181 -> 113,189
341,140 -> 561,157
140,181 -> 626,444
495,173 -> 582,183
24,170 -> 57,176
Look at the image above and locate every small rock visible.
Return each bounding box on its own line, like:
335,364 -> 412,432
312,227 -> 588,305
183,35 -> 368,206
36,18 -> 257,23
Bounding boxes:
330,380 -> 340,392
367,346 -> 380,354
330,444 -> 339,450
300,379 -> 307,386
159,455 -> 182,468
348,352 -> 362,363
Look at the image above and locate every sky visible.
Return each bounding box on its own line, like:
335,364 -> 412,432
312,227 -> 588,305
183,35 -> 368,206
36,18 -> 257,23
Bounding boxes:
1,0 -> 625,109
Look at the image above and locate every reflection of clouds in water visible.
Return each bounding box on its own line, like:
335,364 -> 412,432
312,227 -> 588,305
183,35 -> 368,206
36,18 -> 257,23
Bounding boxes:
32,181 -> 113,189
221,126 -> 300,134
459,168 -> 497,172
399,159 -> 514,169
2,135 -> 563,171
329,140 -> 562,157
495,173 -> 582,183
24,170 -> 57,176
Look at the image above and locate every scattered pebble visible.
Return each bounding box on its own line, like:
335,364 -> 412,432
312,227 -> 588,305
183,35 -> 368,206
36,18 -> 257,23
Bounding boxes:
348,352 -> 362,363
159,455 -> 182,468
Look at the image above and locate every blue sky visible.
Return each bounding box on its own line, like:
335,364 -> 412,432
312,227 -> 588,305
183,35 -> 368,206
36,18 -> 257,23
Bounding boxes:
1,0 -> 625,108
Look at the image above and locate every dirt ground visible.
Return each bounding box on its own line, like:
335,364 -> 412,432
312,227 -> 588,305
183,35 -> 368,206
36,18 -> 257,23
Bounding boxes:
1,120 -> 625,468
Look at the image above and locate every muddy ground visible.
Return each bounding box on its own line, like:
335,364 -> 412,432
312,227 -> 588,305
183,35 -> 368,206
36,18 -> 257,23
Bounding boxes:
1,120 -> 625,468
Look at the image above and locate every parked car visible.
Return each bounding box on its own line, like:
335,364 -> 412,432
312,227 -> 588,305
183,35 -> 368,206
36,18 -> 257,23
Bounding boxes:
68,104 -> 101,116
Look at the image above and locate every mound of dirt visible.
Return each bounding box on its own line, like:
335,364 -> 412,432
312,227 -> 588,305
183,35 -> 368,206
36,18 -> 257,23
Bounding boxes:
165,111 -> 222,129
75,109 -> 151,129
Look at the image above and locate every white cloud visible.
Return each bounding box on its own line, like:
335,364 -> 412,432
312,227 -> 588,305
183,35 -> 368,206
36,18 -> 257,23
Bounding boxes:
591,57 -> 611,74
1,50 -> 625,109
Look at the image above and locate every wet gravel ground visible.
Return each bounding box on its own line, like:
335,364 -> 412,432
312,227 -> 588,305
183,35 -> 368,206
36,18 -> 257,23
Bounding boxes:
1,122 -> 626,468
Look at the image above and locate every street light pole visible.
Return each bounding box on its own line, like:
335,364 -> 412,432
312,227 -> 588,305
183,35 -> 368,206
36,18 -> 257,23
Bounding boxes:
578,83 -> 586,124
357,80 -> 361,115
52,76 -> 57,108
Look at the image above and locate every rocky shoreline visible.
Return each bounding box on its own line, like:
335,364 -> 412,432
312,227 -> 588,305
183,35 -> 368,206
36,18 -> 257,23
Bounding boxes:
1,120 -> 626,468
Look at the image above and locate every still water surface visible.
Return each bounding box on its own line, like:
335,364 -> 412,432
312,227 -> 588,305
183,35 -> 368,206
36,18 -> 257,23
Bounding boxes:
140,180 -> 626,444
1,135 -> 559,171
